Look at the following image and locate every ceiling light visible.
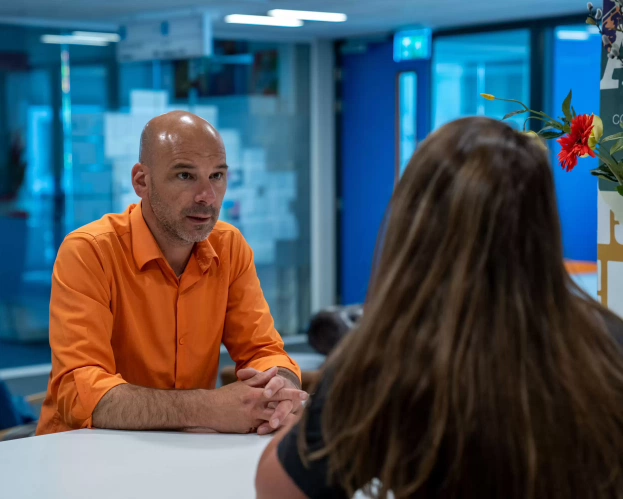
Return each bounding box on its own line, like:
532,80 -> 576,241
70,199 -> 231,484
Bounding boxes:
556,30 -> 590,41
73,31 -> 120,42
224,14 -> 303,27
268,9 -> 347,22
41,34 -> 109,46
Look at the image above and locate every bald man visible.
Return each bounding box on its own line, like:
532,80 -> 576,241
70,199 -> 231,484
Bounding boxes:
37,112 -> 306,436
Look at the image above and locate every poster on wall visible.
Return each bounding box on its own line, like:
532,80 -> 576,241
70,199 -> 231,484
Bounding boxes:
598,0 -> 623,314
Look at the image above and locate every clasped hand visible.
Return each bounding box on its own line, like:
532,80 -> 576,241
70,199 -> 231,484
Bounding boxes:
237,366 -> 307,435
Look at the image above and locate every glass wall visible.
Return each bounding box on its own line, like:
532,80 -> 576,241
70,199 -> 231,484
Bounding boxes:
0,26 -> 113,368
397,71 -> 418,177
431,24 -> 600,266
429,23 -> 599,298
432,30 -> 531,130
0,27 -> 311,369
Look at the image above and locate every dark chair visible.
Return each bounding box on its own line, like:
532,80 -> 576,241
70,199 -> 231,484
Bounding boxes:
307,304 -> 363,356
0,380 -> 43,441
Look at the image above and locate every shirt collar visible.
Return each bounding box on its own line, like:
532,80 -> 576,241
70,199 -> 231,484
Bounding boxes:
130,202 -> 220,273
194,237 -> 220,273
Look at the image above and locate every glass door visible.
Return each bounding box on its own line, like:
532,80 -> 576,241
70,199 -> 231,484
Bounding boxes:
432,30 -> 531,130
397,71 -> 418,179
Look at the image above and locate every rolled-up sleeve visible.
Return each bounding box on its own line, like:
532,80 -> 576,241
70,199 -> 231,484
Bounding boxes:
222,233 -> 301,382
48,233 -> 127,429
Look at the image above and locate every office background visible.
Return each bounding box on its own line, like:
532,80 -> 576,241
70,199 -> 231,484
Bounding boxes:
0,2 -> 600,379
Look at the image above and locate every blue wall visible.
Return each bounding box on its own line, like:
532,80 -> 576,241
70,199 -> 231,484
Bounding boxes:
551,31 -> 601,262
340,41 -> 430,304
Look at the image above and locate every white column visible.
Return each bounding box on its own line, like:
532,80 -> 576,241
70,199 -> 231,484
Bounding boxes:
310,40 -> 336,312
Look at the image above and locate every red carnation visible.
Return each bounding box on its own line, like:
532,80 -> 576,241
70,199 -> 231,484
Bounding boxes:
557,115 -> 596,172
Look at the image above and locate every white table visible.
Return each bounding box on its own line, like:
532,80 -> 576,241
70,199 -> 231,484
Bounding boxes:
0,430 -> 271,499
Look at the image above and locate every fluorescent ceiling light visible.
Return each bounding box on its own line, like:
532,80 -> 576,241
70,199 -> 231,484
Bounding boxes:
41,34 -> 109,46
268,9 -> 347,22
73,31 -> 120,42
556,26 -> 599,41
224,14 -> 303,27
556,30 -> 590,41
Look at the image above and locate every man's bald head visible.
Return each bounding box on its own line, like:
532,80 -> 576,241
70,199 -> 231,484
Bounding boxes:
138,111 -> 224,168
131,110 -> 228,246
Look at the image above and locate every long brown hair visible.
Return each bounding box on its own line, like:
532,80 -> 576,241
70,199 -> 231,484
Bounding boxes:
304,117 -> 623,498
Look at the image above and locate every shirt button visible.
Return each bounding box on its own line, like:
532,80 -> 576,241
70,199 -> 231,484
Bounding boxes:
179,338 -> 185,345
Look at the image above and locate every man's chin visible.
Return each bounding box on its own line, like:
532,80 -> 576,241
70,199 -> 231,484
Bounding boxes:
180,227 -> 214,243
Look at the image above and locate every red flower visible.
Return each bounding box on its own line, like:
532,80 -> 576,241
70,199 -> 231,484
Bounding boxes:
557,115 -> 596,172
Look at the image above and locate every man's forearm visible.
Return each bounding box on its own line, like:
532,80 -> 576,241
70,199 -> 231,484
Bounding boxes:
92,384 -> 213,431
277,368 -> 301,390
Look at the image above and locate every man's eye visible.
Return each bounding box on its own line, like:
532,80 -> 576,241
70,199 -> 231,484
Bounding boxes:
212,173 -> 224,180
177,172 -> 192,180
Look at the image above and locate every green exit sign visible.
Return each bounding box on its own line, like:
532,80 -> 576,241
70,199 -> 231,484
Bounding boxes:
394,28 -> 432,62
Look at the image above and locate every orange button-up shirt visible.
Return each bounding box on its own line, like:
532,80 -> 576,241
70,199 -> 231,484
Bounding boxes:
37,203 -> 300,435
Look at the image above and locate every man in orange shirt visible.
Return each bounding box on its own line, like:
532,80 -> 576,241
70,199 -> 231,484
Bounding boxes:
37,111 -> 306,436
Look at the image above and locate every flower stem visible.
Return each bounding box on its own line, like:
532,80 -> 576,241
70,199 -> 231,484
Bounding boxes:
488,97 -> 529,110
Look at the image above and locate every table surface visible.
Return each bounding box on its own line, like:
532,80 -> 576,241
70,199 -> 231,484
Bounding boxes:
0,429 -> 271,499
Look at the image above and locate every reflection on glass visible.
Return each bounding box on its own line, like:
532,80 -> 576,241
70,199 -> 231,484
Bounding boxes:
0,26 -> 58,355
398,72 -> 418,178
0,31 -> 311,368
432,30 -> 531,130
72,43 -> 310,338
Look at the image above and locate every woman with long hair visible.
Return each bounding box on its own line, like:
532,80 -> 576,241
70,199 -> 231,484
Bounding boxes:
256,117 -> 623,499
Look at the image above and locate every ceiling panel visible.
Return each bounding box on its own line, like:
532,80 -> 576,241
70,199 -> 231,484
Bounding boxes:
0,0 -> 590,39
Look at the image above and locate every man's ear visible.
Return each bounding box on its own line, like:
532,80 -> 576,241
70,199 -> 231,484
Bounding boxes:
132,163 -> 148,198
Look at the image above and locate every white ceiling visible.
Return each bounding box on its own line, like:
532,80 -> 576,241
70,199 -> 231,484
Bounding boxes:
0,0 -> 591,40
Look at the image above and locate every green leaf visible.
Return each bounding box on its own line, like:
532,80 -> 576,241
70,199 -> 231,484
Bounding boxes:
538,127 -> 564,137
596,151 -> 623,185
562,90 -> 573,123
548,121 -> 565,131
611,138 -> 623,155
587,17 -> 597,25
502,109 -> 529,120
591,166 -> 618,182
596,164 -> 616,174
539,130 -> 565,139
538,125 -> 561,134
532,110 -> 564,125
617,186 -> 623,197
603,132 -> 623,142
596,151 -> 619,170
523,116 -> 563,131
562,90 -> 573,124
571,106 -> 577,119
591,171 -> 618,182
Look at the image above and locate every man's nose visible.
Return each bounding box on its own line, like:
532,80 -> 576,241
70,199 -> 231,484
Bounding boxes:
194,180 -> 216,205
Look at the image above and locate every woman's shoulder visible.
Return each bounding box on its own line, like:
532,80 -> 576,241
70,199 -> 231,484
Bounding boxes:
598,308 -> 623,346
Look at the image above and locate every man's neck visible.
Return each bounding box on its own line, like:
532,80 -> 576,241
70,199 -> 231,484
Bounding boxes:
158,239 -> 194,278
141,207 -> 193,277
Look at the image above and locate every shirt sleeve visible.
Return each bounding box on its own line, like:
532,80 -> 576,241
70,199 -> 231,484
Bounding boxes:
48,233 -> 127,429
222,231 -> 301,381
277,374 -> 347,498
